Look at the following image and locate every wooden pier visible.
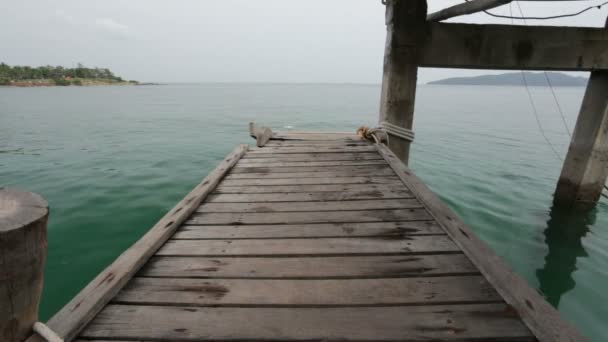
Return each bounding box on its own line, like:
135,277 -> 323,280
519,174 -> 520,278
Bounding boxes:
4,1 -> 607,340
7,130 -> 580,342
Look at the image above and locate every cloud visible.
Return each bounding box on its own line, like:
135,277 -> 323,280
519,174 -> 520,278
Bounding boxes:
54,9 -> 75,24
94,18 -> 130,37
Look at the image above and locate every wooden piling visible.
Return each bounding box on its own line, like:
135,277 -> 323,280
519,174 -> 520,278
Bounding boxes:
378,0 -> 427,163
0,188 -> 48,342
554,71 -> 608,208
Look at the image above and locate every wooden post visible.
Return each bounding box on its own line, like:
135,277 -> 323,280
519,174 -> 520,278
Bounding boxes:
378,0 -> 427,163
0,188 -> 48,342
554,61 -> 608,208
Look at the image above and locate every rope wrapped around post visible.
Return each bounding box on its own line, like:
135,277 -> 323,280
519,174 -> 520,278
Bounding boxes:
357,122 -> 415,145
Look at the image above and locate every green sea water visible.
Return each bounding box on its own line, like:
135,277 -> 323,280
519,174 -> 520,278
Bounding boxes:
1,83 -> 607,340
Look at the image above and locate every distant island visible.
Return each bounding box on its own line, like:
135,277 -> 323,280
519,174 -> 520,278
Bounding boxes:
428,72 -> 588,87
0,63 -> 138,87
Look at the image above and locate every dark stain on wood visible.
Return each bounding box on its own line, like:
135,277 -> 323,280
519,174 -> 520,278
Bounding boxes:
515,40 -> 533,63
95,272 -> 115,290
415,325 -> 466,334
172,283 -> 229,299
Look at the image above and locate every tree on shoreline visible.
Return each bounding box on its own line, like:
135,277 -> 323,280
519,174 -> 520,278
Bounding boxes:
0,62 -> 127,85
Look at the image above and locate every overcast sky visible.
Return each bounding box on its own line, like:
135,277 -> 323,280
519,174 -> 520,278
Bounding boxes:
1,0 -> 606,83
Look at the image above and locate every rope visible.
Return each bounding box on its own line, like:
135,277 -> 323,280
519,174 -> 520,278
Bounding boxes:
357,126 -> 387,144
357,122 -> 414,147
380,121 -> 415,142
33,322 -> 64,342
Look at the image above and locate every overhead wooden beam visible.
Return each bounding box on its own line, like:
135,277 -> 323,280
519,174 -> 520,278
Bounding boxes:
378,0 -> 427,163
427,0 -> 511,22
419,22 -> 608,71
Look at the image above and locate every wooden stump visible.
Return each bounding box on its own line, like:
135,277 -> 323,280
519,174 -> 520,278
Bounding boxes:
0,188 -> 48,342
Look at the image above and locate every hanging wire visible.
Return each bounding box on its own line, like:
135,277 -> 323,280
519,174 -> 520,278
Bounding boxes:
543,72 -> 572,137
474,0 -> 608,20
509,3 -> 564,161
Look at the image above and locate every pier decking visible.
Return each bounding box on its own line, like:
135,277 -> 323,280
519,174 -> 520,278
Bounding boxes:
26,130 -> 580,342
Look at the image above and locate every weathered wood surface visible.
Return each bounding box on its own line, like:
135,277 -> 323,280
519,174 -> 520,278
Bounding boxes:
421,22 -> 608,71
235,159 -> 388,167
232,164 -> 388,173
157,236 -> 459,256
376,143 -> 584,341
241,152 -> 383,160
139,254 -> 478,278
427,0 -> 510,22
187,209 -> 432,224
197,199 -> 423,213
248,145 -> 377,154
114,276 -> 501,306
215,183 -> 406,194
0,188 -> 48,342
207,189 -> 413,202
265,140 -> 366,146
228,166 -> 395,177
80,304 -> 534,341
221,176 -> 401,186
175,221 -> 444,239
27,145 -> 249,342
67,135 -> 573,341
271,132 -> 360,141
378,0 -> 426,163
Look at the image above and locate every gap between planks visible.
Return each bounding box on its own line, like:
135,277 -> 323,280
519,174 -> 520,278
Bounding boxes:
196,199 -> 424,213
137,254 -> 479,279
156,236 -> 460,257
111,276 -> 502,307
79,304 -> 535,341
174,221 -> 445,239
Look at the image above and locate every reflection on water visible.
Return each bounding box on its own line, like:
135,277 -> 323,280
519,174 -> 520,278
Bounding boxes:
537,207 -> 593,307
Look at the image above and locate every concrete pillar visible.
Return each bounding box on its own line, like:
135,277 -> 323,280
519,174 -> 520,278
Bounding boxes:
554,70 -> 608,209
378,0 -> 427,164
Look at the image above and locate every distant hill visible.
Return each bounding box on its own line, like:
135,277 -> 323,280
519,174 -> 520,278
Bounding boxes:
428,72 -> 587,86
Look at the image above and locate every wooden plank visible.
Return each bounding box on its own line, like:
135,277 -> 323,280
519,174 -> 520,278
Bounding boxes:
197,199 -> 422,213
207,190 -> 413,202
421,22 -> 608,71
156,236 -> 458,256
248,146 -> 377,154
220,176 -> 401,186
139,254 -> 478,279
235,160 -> 388,168
225,168 -> 396,179
80,304 -> 534,341
427,0 -> 510,22
114,276 -> 501,306
271,132 -> 360,140
242,152 -> 382,161
174,221 -> 444,239
215,184 -> 406,194
25,145 -> 250,342
265,140 -> 366,146
376,143 -> 585,341
186,209 -> 431,225
230,164 -> 391,174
